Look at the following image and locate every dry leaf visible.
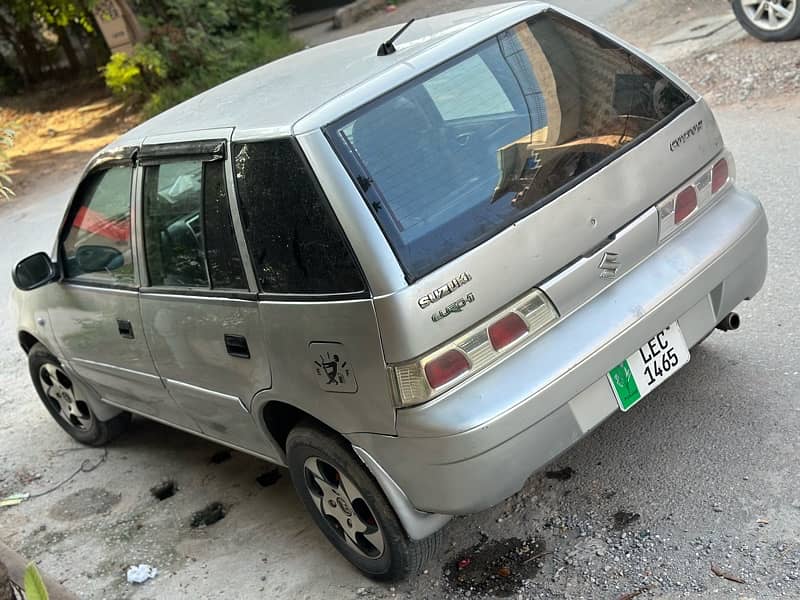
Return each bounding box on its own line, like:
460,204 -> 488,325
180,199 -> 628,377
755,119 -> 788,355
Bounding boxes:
710,562 -> 746,584
618,587 -> 648,600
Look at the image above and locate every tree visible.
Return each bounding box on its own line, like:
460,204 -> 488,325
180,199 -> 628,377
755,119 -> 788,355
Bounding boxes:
0,0 -> 97,86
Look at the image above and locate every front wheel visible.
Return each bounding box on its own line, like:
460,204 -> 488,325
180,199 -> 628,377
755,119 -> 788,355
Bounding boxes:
28,343 -> 131,446
286,423 -> 440,580
733,0 -> 800,41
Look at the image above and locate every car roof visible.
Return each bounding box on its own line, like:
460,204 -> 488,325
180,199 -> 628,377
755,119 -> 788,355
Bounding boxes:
111,2 -> 539,148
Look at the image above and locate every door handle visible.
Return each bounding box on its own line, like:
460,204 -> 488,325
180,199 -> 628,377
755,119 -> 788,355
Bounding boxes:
117,319 -> 134,339
224,334 -> 250,359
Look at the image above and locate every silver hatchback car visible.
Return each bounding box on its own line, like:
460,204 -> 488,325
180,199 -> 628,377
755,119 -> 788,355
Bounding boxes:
12,2 -> 768,580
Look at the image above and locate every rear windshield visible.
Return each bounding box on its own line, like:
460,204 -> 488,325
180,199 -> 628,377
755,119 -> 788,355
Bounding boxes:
327,12 -> 691,281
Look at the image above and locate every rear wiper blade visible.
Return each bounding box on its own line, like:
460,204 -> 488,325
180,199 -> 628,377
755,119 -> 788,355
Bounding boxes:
377,18 -> 415,56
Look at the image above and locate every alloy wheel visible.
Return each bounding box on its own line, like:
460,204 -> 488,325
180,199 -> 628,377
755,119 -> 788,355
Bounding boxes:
38,364 -> 93,431
303,456 -> 386,559
740,0 -> 797,31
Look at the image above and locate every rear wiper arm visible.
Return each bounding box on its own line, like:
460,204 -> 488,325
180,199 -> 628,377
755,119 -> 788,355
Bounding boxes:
377,18 -> 416,56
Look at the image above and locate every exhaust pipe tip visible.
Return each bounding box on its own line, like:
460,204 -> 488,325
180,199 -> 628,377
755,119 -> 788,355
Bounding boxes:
716,312 -> 740,332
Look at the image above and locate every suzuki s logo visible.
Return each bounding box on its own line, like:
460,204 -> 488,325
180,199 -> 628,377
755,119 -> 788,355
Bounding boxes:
598,252 -> 620,279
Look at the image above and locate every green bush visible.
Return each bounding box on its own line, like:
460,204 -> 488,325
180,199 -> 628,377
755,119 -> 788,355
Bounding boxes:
103,45 -> 168,102
108,0 -> 299,116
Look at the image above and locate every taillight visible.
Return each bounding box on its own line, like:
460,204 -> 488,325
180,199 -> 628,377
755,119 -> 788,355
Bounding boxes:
674,186 -> 697,224
488,313 -> 528,350
711,158 -> 729,193
657,151 -> 735,242
392,289 -> 559,407
424,349 -> 470,389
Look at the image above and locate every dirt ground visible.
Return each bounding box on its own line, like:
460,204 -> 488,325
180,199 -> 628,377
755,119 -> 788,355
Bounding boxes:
0,80 -> 140,196
1,2 -> 799,599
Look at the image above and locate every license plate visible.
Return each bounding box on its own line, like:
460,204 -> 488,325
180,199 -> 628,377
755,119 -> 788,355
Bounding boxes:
608,322 -> 690,411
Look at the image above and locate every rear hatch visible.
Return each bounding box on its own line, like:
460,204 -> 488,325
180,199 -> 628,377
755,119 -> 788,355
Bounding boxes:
326,9 -> 725,404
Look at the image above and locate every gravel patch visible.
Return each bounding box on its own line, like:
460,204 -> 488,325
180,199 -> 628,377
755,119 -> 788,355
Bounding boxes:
610,0 -> 800,106
669,37 -> 800,106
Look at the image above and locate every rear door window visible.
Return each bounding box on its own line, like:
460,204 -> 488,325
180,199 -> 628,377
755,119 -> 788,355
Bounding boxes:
328,12 -> 691,281
142,157 -> 247,290
232,139 -> 365,296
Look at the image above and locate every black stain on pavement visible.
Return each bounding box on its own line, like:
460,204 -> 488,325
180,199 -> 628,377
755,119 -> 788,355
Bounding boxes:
545,466 -> 575,481
256,469 -> 281,488
445,536 -> 546,597
191,502 -> 226,528
209,450 -> 232,464
612,510 -> 641,530
150,479 -> 177,501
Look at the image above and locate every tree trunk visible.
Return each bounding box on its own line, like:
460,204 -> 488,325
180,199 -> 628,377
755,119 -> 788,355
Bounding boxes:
59,26 -> 82,74
0,16 -> 29,87
16,26 -> 45,83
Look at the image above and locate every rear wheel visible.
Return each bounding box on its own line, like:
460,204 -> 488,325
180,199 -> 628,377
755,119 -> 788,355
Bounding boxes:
733,0 -> 800,41
28,343 -> 131,446
286,423 -> 440,580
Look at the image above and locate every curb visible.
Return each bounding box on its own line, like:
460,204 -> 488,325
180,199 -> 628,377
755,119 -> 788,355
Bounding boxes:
334,0 -> 407,30
0,541 -> 79,600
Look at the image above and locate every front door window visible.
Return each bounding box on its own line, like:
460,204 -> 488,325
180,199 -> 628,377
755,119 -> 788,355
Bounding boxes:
61,166 -> 135,286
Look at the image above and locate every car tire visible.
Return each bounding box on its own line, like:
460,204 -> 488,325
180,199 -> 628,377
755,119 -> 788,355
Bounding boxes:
732,0 -> 800,41
286,422 -> 441,580
28,343 -> 131,446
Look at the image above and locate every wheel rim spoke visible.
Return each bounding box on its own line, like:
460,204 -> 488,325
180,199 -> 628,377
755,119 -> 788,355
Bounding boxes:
361,529 -> 386,555
304,458 -> 339,498
341,528 -> 366,554
337,472 -> 364,505
768,4 -> 778,25
773,2 -> 792,18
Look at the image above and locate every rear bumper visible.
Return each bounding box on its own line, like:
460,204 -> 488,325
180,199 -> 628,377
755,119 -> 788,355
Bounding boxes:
350,185 -> 768,515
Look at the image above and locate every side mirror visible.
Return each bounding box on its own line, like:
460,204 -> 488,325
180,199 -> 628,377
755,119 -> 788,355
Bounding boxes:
13,252 -> 58,291
75,245 -> 124,273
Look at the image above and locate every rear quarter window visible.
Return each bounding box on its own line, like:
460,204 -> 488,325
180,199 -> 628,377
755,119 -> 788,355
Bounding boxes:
328,12 -> 691,281
232,139 -> 365,296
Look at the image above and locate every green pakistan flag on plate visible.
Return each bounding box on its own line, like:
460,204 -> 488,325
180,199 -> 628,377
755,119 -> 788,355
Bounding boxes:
609,359 -> 641,411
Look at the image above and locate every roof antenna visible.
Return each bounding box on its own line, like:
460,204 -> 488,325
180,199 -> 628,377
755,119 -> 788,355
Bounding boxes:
377,18 -> 416,56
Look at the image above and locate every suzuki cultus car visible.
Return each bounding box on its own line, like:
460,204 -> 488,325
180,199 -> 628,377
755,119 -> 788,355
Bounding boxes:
12,2 -> 768,579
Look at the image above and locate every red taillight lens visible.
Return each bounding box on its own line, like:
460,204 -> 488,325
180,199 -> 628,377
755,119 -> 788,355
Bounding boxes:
424,349 -> 469,389
674,186 -> 697,224
711,158 -> 729,193
488,312 -> 529,351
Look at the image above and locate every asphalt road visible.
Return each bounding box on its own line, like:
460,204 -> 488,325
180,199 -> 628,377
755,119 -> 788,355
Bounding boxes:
1,4 -> 798,600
